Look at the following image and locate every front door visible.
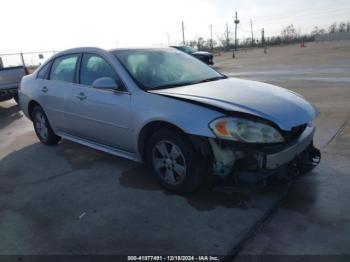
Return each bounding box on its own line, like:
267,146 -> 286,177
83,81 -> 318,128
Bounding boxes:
64,53 -> 133,151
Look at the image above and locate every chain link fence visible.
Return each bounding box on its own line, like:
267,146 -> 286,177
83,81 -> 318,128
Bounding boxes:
0,51 -> 56,71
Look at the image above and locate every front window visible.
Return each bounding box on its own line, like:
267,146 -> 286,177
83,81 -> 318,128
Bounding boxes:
80,53 -> 119,86
113,49 -> 224,90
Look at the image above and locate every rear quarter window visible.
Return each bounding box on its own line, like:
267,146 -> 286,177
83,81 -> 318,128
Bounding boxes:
37,62 -> 51,79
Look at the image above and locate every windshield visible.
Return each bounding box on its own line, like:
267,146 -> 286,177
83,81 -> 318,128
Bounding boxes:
177,46 -> 197,53
113,49 -> 224,90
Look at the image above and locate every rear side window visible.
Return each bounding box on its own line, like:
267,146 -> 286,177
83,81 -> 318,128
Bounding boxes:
80,54 -> 119,86
37,62 -> 51,79
50,54 -> 78,83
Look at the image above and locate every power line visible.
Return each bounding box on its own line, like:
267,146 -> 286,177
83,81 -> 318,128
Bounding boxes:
0,50 -> 55,56
230,7 -> 350,40
253,7 -> 350,23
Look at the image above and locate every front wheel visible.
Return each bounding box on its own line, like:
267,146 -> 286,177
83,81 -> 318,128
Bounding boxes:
146,129 -> 207,194
31,106 -> 61,145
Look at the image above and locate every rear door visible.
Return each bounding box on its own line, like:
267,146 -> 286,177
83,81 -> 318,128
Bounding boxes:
38,54 -> 80,132
65,53 -> 133,151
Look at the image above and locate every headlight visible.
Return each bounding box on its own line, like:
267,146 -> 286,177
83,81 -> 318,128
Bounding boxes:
209,117 -> 285,143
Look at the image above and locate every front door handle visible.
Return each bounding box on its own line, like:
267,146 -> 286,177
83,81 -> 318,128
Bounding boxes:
75,92 -> 87,100
40,86 -> 48,93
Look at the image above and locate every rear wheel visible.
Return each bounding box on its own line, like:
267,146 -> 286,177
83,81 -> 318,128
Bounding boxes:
31,106 -> 61,145
146,129 -> 207,194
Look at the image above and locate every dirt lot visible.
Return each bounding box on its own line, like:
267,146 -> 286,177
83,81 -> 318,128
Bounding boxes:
1,41 -> 350,259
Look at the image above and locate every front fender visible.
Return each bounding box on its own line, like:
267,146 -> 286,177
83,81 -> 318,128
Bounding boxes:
133,92 -> 222,139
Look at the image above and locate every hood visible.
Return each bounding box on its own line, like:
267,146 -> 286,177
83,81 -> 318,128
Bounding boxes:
192,51 -> 212,56
150,78 -> 318,131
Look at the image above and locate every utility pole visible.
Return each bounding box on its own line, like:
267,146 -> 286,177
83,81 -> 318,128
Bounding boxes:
234,11 -> 240,51
250,19 -> 254,46
225,23 -> 230,49
182,21 -> 185,45
261,28 -> 265,48
209,24 -> 213,50
20,51 -> 25,66
262,28 -> 267,54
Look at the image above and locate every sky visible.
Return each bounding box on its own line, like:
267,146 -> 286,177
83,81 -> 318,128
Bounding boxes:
1,0 -> 350,54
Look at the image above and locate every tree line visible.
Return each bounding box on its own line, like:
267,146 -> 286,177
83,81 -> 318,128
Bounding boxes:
185,21 -> 350,51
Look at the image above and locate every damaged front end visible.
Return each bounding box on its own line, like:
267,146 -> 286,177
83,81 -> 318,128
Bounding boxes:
208,125 -> 321,183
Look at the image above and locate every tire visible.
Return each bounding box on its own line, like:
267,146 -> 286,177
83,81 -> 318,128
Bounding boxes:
145,129 -> 207,194
31,106 -> 61,145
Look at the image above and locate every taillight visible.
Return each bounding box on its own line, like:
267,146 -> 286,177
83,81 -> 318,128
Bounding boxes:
24,67 -> 30,75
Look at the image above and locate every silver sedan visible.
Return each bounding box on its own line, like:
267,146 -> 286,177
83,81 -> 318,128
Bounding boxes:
19,47 -> 321,193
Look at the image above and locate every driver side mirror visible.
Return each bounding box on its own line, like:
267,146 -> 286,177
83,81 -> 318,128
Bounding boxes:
92,77 -> 120,91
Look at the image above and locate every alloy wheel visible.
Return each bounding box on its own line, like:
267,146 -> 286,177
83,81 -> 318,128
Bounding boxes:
34,111 -> 48,140
152,140 -> 187,185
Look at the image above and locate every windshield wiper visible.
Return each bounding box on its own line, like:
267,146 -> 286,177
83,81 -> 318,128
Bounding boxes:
151,82 -> 195,90
150,76 -> 227,90
196,76 -> 227,84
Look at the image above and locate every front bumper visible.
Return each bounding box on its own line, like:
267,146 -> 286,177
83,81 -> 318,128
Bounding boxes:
265,125 -> 315,169
209,126 -> 321,180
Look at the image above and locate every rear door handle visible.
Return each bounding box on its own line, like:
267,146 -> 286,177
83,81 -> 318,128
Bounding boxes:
40,86 -> 48,93
75,92 -> 87,100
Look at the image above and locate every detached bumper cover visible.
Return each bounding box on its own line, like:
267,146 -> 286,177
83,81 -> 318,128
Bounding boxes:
265,126 -> 315,169
209,125 -> 320,180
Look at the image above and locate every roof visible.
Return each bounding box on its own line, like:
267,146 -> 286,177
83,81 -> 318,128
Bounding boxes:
49,46 -> 177,59
109,47 -> 173,52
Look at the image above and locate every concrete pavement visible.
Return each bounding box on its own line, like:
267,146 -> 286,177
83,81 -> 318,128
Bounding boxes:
0,100 -> 286,256
213,42 -> 350,259
1,42 -> 349,258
